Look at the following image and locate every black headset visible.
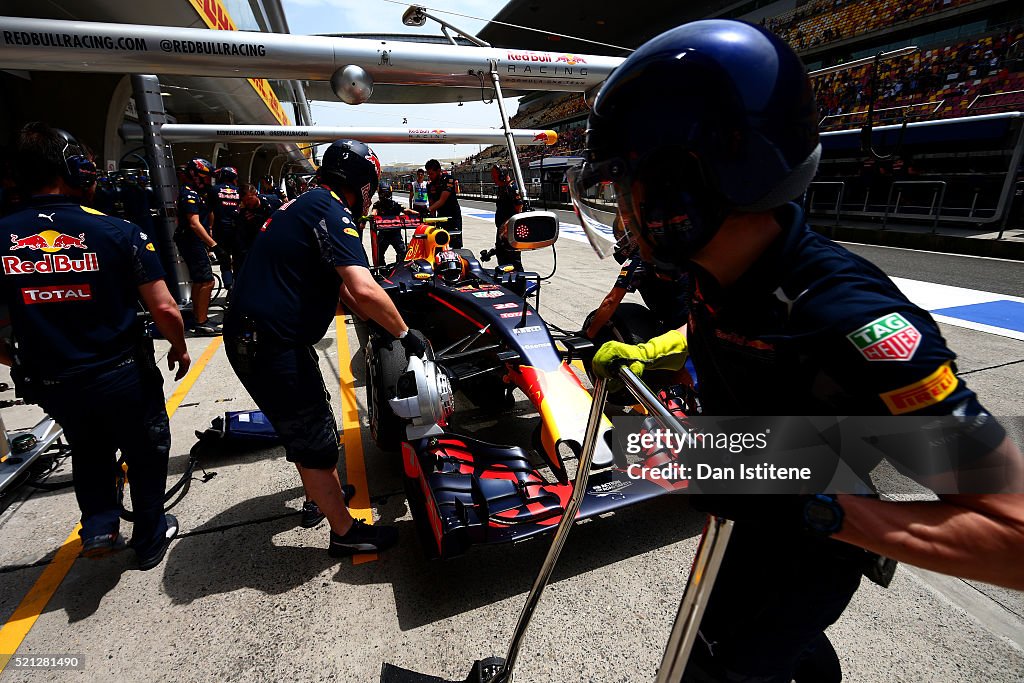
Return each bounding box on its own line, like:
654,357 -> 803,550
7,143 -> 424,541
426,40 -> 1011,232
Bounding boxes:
54,128 -> 98,190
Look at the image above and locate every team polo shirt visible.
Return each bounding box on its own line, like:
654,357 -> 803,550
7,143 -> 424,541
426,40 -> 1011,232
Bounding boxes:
209,182 -> 241,230
685,203 -> 1004,469
176,183 -> 209,239
0,195 -> 164,380
229,187 -> 369,345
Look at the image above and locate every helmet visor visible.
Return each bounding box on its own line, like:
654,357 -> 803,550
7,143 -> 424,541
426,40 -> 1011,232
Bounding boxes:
567,164 -> 620,260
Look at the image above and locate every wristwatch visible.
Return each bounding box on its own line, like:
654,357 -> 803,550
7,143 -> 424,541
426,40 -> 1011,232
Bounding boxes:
802,494 -> 844,536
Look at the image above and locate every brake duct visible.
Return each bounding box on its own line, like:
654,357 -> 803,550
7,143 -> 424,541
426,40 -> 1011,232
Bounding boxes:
389,356 -> 455,441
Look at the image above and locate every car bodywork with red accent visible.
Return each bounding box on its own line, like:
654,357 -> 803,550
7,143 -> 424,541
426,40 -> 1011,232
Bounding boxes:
366,219 -> 688,558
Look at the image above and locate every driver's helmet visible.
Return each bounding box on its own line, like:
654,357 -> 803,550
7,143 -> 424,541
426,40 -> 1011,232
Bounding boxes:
569,20 -> 820,275
434,248 -> 465,285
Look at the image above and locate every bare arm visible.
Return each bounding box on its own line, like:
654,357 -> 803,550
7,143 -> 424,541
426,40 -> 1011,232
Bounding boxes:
338,281 -> 369,321
836,436 -> 1024,589
336,265 -> 408,337
189,213 -> 216,248
137,279 -> 191,380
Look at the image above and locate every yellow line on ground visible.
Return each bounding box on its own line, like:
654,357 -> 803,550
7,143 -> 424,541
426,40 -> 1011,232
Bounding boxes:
0,336 -> 223,671
165,337 -> 223,417
335,315 -> 377,565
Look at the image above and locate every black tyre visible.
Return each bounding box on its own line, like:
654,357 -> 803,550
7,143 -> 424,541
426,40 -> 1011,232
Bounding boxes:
582,302 -> 662,404
365,334 -> 412,453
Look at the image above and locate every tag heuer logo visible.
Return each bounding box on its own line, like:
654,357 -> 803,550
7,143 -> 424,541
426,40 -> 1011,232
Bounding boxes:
847,313 -> 921,361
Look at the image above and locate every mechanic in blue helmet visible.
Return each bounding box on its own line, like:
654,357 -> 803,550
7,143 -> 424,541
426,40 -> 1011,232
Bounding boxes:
173,157 -> 220,335
208,166 -> 241,291
0,123 -> 190,570
225,139 -> 425,557
576,20 -> 1024,682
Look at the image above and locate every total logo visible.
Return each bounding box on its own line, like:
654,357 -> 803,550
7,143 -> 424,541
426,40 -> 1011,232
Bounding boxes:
21,284 -> 92,304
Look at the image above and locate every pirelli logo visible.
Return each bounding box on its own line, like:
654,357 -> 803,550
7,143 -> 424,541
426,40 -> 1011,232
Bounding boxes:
880,363 -> 958,414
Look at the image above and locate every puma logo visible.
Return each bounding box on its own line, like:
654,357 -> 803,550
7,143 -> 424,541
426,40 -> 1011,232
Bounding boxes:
38,212 -> 55,223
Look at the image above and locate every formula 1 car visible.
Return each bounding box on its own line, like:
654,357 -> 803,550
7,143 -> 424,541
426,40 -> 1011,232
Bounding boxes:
366,214 -> 689,558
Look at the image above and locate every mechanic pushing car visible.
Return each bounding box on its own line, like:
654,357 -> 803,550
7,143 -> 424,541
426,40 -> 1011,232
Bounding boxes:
491,165 -> 525,271
174,157 -> 225,335
208,166 -> 241,292
0,122 -> 190,570
425,158 -> 463,248
576,21 -> 1024,682
369,181 -> 417,267
224,139 -> 425,557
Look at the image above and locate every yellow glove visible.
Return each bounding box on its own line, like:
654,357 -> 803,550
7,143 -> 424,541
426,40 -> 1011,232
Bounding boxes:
592,329 -> 688,380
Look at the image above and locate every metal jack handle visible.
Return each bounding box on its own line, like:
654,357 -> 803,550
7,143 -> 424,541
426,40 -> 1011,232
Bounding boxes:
489,365 -> 732,683
486,61 -> 532,207
489,372 -> 610,683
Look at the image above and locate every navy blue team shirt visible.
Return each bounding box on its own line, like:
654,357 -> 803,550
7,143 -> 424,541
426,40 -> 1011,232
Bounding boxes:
0,195 -> 165,380
177,183 -> 209,239
229,186 -> 369,345
209,182 -> 240,230
687,203 -> 998,424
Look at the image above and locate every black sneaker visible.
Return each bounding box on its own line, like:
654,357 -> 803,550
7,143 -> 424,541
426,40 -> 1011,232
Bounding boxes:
299,485 -> 356,528
328,519 -> 398,557
191,321 -> 220,336
137,514 -> 180,571
81,532 -> 126,559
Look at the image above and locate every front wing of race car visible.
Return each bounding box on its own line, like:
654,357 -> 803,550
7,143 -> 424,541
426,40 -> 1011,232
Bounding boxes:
401,430 -> 688,558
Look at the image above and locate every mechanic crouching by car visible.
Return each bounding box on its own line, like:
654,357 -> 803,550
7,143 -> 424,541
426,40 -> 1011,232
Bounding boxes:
0,122 -> 190,570
425,158 -> 463,248
225,139 -> 425,557
578,21 -> 1024,682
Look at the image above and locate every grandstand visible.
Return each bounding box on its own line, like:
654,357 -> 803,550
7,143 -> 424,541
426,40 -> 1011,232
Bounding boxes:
463,0 -> 1023,230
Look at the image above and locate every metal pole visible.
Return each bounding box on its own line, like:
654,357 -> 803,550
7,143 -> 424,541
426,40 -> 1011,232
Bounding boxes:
130,74 -> 190,302
653,516 -> 734,683
487,61 -> 531,206
933,182 -> 946,234
492,374 -> 611,682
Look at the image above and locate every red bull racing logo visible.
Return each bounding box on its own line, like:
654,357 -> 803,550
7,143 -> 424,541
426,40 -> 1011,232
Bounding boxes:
5,231 -> 99,276
11,230 -> 88,252
554,54 -> 586,65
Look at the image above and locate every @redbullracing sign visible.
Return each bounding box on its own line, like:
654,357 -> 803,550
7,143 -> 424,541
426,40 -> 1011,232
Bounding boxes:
846,313 -> 921,361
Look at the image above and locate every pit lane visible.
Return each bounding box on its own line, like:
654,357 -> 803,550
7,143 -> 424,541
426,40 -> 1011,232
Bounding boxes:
0,202 -> 1021,682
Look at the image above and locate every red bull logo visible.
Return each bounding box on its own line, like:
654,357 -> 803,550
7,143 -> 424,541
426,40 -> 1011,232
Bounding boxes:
6,231 -> 97,275
507,51 -> 553,63
554,54 -> 586,65
10,231 -> 88,252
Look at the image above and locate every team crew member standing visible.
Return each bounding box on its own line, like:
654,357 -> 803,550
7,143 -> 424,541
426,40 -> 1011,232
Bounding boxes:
491,165 -> 525,271
425,158 -> 463,248
225,139 -> 424,556
0,123 -> 189,570
369,182 -> 417,266
409,167 -> 429,214
580,22 -> 1024,682
174,157 -> 221,335
232,183 -> 268,278
208,166 -> 240,291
